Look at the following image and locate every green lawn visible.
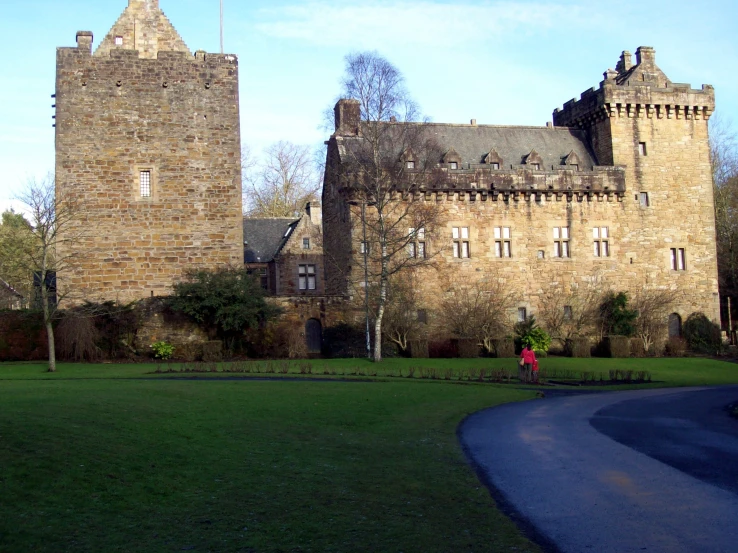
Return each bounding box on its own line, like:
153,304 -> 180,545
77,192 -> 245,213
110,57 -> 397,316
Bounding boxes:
1,357 -> 737,552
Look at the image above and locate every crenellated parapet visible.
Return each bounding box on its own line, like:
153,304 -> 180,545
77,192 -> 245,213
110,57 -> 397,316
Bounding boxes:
553,47 -> 715,129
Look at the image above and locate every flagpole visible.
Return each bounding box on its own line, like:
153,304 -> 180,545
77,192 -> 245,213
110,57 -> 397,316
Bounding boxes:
220,0 -> 224,54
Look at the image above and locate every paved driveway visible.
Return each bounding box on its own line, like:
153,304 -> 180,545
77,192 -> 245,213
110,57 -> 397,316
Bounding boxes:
459,387 -> 738,553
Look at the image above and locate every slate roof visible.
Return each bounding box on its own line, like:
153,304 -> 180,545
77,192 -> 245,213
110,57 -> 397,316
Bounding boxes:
242,218 -> 298,263
0,278 -> 23,299
338,123 -> 598,170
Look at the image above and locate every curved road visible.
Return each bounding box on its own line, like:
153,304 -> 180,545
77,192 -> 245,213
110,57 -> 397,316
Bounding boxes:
459,387 -> 738,553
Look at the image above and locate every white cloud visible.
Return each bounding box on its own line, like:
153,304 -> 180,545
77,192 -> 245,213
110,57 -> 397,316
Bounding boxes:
255,1 -> 598,48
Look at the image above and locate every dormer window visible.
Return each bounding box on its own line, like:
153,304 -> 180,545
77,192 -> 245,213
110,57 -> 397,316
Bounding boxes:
532,164 -> 540,170
524,150 -> 543,171
442,148 -> 462,170
491,163 -> 500,170
406,161 -> 415,170
449,162 -> 458,170
115,36 -> 123,46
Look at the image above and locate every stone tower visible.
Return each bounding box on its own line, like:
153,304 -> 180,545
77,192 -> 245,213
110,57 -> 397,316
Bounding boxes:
554,47 -> 719,321
55,0 -> 243,303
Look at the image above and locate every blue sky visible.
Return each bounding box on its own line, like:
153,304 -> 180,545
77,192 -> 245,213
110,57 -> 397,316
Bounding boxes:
1,0 -> 737,213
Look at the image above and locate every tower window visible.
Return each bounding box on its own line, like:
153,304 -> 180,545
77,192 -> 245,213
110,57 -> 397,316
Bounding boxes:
494,227 -> 512,258
517,307 -> 527,322
140,171 -> 151,198
452,227 -> 470,258
670,248 -> 686,271
553,226 -> 570,258
639,142 -> 648,156
593,227 -> 610,257
639,192 -> 650,207
407,228 -> 426,259
115,36 -> 123,46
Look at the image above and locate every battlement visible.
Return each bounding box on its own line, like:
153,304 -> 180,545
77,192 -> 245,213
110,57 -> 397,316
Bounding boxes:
553,47 -> 715,129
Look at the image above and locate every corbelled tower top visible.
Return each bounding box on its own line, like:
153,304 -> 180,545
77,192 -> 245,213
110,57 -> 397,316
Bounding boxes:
92,0 -> 189,58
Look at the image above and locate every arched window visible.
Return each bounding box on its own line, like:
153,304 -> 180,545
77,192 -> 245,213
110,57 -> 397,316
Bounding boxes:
668,313 -> 682,338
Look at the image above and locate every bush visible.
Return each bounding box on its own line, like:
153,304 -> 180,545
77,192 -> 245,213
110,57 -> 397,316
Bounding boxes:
683,312 -> 722,354
202,340 -> 223,362
630,337 -> 646,358
492,338 -> 515,358
600,292 -> 637,337
567,337 -> 591,358
603,335 -> 631,358
151,341 -> 175,360
664,336 -> 687,357
408,340 -> 429,358
453,338 -> 480,358
322,323 -> 367,358
428,340 -> 458,358
56,313 -> 102,362
514,316 -> 551,353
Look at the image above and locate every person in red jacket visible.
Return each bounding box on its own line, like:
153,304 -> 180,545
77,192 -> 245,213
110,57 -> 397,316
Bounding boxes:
520,343 -> 537,383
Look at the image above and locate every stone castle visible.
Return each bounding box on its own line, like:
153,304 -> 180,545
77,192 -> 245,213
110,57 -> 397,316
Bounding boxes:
55,1 -> 720,345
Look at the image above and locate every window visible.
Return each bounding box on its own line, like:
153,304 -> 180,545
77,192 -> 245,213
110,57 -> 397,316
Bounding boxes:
299,264 -> 316,290
593,227 -> 610,257
417,309 -> 428,324
406,161 -> 415,170
639,192 -> 650,207
517,307 -> 527,322
571,164 -> 579,171
139,171 -> 151,198
449,162 -> 458,170
553,226 -> 570,258
259,268 -> 268,290
670,248 -> 686,271
360,241 -> 369,255
532,163 -> 540,170
494,227 -> 512,258
302,238 -> 310,250
639,142 -> 648,156
537,250 -> 545,259
563,306 -> 573,320
491,163 -> 500,170
452,227 -> 470,258
408,228 -> 426,258
115,36 -> 123,46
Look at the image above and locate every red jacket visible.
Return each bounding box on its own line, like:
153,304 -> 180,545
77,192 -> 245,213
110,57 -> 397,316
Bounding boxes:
520,347 -> 537,364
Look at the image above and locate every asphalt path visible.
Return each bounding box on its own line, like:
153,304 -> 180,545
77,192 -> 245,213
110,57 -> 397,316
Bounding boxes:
459,387 -> 738,553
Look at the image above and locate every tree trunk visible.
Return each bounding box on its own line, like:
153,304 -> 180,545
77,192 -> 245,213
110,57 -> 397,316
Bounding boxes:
40,275 -> 56,372
374,249 -> 388,362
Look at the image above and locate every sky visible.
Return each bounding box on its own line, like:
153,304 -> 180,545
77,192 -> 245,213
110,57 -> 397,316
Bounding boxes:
1,0 -> 737,215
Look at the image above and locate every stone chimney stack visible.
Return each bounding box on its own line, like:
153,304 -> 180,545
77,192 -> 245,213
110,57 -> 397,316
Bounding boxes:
76,31 -> 93,52
129,0 -> 159,8
306,201 -> 322,227
636,46 -> 656,68
616,51 -> 632,74
334,99 -> 361,136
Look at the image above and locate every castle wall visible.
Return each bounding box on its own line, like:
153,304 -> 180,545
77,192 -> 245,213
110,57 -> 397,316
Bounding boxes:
55,37 -> 242,303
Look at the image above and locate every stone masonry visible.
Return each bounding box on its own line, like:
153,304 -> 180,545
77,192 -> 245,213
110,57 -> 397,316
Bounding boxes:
323,47 -> 720,332
55,0 -> 243,303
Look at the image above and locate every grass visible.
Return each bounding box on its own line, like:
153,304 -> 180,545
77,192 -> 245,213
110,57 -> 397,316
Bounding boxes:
1,357 -> 737,552
0,375 -> 540,553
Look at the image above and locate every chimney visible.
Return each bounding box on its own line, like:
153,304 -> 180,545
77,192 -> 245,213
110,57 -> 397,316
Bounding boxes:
334,99 -> 361,136
616,50 -> 632,74
129,0 -> 159,8
76,31 -> 93,53
306,201 -> 322,227
470,119 -> 477,126
635,46 -> 656,68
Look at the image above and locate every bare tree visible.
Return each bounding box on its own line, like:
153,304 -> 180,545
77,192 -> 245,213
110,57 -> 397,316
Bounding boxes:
15,176 -> 82,372
631,288 -> 680,354
710,115 -> 738,304
539,278 -> 605,348
440,277 -> 516,355
243,141 -> 321,218
335,51 -> 444,362
381,272 -> 427,353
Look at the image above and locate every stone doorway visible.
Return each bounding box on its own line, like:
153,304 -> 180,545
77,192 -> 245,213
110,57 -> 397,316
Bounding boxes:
305,318 -> 322,354
668,313 -> 682,338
